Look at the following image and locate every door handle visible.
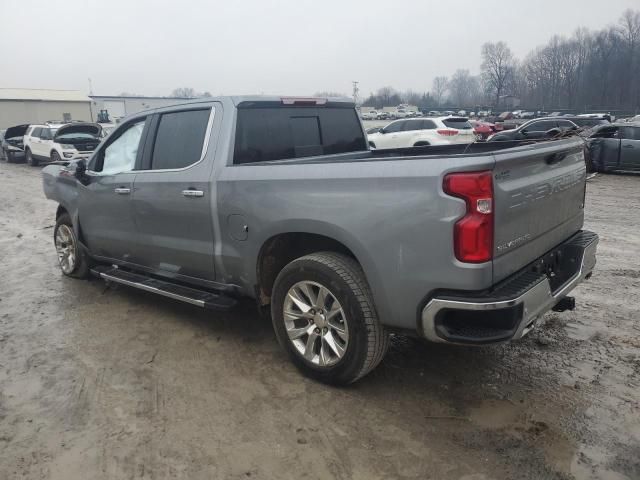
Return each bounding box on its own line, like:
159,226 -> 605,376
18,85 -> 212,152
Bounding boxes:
623,144 -> 634,148
114,187 -> 131,194
182,189 -> 204,198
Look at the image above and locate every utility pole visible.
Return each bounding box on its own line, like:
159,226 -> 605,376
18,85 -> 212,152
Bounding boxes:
88,78 -> 94,122
352,81 -> 359,105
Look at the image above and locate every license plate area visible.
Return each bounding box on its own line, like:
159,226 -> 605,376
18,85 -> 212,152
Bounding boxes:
528,243 -> 583,294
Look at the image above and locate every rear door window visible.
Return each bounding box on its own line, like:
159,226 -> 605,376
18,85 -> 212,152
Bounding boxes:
31,127 -> 42,138
558,120 -> 576,129
151,109 -> 211,170
402,121 -> 423,132
442,118 -> 472,130
233,106 -> 366,164
526,120 -> 557,132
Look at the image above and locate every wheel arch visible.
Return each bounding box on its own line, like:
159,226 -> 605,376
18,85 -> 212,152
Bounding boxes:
254,227 -> 385,314
55,204 -> 86,246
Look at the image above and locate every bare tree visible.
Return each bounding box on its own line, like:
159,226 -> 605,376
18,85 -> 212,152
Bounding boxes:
171,87 -> 197,98
431,76 -> 448,106
618,9 -> 640,107
448,70 -> 481,107
481,41 -> 515,106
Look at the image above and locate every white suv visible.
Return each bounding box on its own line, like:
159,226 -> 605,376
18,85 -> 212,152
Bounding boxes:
367,117 -> 475,149
24,123 -> 104,166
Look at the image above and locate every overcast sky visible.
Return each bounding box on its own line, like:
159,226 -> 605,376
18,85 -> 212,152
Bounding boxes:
1,0 -> 637,97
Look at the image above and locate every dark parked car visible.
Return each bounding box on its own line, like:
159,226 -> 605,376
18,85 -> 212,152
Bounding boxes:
0,130 -> 5,161
587,123 -> 640,172
2,124 -> 29,162
488,118 -> 578,141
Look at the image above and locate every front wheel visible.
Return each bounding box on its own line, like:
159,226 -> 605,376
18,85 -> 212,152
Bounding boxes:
271,252 -> 389,385
50,150 -> 61,163
26,148 -> 39,166
54,213 -> 90,279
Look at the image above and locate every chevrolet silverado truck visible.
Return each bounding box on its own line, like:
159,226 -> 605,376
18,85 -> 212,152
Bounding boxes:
42,96 -> 599,384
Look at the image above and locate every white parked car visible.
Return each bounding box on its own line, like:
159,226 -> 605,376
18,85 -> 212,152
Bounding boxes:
367,117 -> 476,149
361,110 -> 378,120
23,122 -> 105,166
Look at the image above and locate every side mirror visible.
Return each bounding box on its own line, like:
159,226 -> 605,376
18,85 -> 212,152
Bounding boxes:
74,158 -> 89,184
379,128 -> 386,134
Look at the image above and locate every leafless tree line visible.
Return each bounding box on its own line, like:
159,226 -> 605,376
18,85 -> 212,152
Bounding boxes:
362,9 -> 640,113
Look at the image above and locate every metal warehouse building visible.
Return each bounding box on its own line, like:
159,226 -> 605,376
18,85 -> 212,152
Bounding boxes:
0,89 -> 92,129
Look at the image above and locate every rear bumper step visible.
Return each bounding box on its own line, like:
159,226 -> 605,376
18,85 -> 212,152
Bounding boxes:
90,266 -> 237,311
420,230 -> 598,345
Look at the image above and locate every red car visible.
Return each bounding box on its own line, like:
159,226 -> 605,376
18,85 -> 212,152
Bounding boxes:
470,120 -> 503,140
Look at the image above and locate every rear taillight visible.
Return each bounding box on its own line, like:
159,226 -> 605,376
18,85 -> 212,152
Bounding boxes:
437,129 -> 459,136
443,171 -> 494,263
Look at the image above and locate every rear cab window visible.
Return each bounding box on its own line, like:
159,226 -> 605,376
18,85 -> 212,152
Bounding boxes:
442,118 -> 472,130
233,103 -> 367,164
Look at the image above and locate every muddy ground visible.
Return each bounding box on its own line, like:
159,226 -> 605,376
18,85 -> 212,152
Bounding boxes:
0,160 -> 638,480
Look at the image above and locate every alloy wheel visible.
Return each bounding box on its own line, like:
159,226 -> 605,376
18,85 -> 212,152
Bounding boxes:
283,280 -> 349,367
55,224 -> 77,274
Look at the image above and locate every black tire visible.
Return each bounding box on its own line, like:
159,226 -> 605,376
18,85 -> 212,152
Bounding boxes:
51,150 -> 61,163
26,148 -> 39,166
271,252 -> 389,385
54,213 -> 90,279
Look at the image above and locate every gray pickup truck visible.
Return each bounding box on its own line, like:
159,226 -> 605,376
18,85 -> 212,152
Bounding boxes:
42,96 -> 598,384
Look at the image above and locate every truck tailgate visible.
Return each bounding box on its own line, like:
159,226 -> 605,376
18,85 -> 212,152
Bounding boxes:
492,139 -> 586,282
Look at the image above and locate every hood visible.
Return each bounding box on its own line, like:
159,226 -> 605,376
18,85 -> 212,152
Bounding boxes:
5,124 -> 30,140
54,123 -> 102,141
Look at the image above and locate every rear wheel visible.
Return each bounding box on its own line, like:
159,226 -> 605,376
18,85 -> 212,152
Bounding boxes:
26,148 -> 39,166
54,213 -> 90,279
271,252 -> 389,385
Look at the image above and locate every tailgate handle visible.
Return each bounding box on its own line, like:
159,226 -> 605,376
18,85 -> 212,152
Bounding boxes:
545,152 -> 567,165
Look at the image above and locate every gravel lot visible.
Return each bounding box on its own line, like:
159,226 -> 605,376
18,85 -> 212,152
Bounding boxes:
0,160 -> 638,480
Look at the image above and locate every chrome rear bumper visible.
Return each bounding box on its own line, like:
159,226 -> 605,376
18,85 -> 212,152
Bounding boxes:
420,231 -> 598,344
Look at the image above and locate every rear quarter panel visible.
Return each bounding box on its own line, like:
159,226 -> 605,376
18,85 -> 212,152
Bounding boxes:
215,154 -> 495,330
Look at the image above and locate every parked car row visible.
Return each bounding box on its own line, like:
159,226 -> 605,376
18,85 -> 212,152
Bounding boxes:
361,109 -> 422,120
0,121 -> 114,166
